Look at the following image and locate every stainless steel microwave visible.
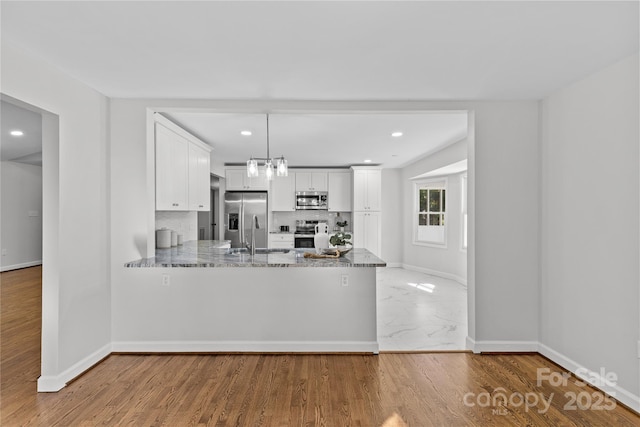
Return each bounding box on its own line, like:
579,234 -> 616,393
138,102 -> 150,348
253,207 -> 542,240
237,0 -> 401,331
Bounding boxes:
295,191 -> 328,210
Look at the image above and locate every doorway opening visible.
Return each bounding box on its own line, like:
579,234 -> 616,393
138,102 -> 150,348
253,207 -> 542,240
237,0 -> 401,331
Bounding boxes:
197,174 -> 221,240
1,93 -> 60,391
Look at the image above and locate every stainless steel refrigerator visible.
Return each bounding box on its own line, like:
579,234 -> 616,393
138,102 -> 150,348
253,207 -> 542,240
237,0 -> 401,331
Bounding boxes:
224,192 -> 268,249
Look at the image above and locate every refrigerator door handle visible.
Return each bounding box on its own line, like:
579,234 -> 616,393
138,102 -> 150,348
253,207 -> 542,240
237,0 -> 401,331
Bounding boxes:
239,203 -> 244,246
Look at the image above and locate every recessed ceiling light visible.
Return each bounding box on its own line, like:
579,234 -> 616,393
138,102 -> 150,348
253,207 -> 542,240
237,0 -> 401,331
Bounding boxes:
364,159 -> 372,163
391,131 -> 403,137
240,130 -> 252,136
10,130 -> 24,136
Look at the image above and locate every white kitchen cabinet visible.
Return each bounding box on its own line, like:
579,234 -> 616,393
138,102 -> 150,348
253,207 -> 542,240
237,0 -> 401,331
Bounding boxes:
328,172 -> 352,212
268,233 -> 294,249
352,167 -> 381,256
353,212 -> 381,257
188,143 -> 210,211
156,117 -> 213,212
295,172 -> 327,192
270,173 -> 296,211
353,169 -> 381,211
225,168 -> 269,191
155,122 -> 189,210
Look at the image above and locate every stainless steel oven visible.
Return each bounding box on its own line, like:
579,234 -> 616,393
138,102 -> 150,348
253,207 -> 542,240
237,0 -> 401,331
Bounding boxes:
294,234 -> 315,248
295,192 -> 328,210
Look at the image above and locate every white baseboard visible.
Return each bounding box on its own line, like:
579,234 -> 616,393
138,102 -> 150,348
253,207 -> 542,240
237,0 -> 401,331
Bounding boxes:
111,340 -> 379,354
539,343 -> 640,414
1,260 -> 42,272
466,337 -> 539,354
37,343 -> 111,392
402,263 -> 467,286
466,338 -> 640,414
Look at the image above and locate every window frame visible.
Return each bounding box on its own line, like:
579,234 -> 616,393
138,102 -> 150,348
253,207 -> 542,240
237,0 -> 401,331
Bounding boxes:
412,178 -> 448,248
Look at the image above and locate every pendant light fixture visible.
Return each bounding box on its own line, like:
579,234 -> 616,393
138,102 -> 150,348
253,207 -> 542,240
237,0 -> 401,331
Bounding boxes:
246,114 -> 288,180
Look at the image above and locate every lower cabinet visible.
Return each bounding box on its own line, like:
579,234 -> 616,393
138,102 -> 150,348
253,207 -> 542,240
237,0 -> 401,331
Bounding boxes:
268,234 -> 294,249
353,211 -> 381,257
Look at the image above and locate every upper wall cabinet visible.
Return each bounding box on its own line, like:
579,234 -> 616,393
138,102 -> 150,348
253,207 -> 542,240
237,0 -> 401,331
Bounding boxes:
270,173 -> 296,211
295,172 -> 327,192
327,172 -> 352,212
225,168 -> 269,191
188,144 -> 211,211
155,116 -> 212,212
155,123 -> 189,211
352,168 -> 381,211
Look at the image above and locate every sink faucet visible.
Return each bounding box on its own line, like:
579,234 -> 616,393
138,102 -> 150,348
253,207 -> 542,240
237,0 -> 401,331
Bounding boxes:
246,215 -> 260,256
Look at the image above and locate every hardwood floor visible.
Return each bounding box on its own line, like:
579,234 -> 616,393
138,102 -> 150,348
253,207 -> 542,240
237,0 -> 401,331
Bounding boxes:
2,267 -> 639,426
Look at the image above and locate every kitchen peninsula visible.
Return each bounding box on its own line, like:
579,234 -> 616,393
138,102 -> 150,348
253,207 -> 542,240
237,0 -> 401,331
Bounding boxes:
122,240 -> 386,354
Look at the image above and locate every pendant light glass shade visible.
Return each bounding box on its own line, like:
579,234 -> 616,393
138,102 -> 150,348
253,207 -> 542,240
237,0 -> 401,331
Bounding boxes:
247,158 -> 258,177
276,157 -> 288,176
265,159 -> 274,180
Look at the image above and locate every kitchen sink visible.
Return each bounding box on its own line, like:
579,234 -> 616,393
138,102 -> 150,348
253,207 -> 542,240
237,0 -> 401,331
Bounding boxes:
227,248 -> 291,255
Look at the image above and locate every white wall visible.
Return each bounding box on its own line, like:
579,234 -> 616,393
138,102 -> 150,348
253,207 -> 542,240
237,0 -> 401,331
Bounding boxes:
4,40 -> 635,406
400,140 -> 467,282
109,99 -> 542,355
540,54 -> 639,403
470,102 -> 540,344
381,168 -> 403,265
1,43 -> 111,390
1,161 -> 43,270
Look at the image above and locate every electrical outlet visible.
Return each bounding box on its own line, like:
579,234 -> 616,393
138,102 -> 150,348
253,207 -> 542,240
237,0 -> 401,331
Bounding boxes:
161,274 -> 170,286
1,249 -> 6,256
341,274 -> 349,287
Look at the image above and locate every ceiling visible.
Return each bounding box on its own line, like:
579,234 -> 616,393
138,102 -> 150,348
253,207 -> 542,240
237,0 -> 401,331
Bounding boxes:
165,111 -> 468,168
1,101 -> 42,166
2,1 -> 636,100
1,1 -> 637,168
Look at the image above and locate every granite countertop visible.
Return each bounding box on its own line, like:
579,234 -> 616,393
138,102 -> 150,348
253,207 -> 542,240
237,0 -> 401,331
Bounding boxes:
124,240 -> 386,268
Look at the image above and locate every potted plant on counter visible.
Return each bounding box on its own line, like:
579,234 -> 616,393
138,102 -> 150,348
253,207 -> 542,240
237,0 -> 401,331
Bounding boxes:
336,220 -> 348,232
330,232 -> 352,252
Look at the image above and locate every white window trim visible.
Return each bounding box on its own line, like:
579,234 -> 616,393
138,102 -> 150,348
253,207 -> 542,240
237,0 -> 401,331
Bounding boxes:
412,177 -> 448,249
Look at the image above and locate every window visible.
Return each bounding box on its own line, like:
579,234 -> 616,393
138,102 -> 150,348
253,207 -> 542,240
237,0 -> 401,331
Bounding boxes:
461,174 -> 468,250
414,179 -> 447,246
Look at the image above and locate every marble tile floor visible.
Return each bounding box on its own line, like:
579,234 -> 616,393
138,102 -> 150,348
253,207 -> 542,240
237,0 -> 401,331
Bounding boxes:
377,267 -> 467,351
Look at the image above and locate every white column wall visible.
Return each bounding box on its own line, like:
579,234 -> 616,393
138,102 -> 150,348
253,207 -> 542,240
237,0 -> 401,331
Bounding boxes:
540,53 -> 640,403
466,102 -> 541,344
1,43 -> 111,390
380,168 -> 403,265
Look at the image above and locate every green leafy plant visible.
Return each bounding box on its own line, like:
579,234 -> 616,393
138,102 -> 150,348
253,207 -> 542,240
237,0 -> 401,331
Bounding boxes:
336,220 -> 348,227
330,232 -> 352,247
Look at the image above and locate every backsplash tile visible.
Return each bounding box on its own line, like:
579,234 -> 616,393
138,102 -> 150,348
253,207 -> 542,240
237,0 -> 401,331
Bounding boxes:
156,211 -> 198,241
271,211 -> 352,233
